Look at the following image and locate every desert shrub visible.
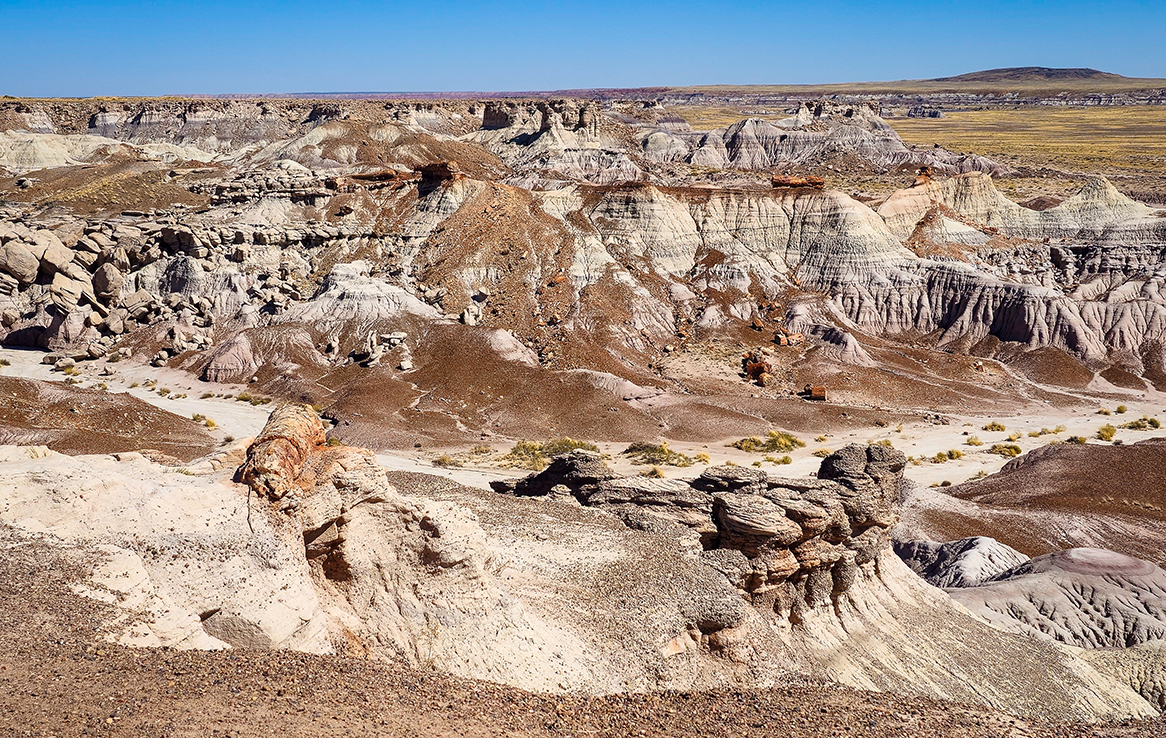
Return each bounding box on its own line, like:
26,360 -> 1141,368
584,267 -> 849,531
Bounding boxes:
947,449 -> 963,460
982,421 -> 1006,432
326,437 -> 343,447
752,461 -> 762,467
0,358 -> 9,367
870,439 -> 894,448
191,413 -> 206,422
432,455 -> 461,468
64,376 -> 81,385
640,466 -> 665,478
236,391 -> 271,406
939,480 -> 952,487
966,435 -> 983,447
694,451 -> 711,464
95,382 -> 108,390
62,366 -> 81,376
1097,424 -> 1117,442
1120,416 -> 1160,431
1066,435 -> 1088,444
724,460 -> 739,467
504,438 -> 600,470
157,388 -> 171,396
988,443 -> 1022,458
811,449 -> 830,458
200,392 -> 214,399
765,455 -> 793,465
129,382 -> 139,388
542,437 -> 600,456
971,470 -> 988,479
815,435 -> 828,443
470,445 -> 492,455
222,435 -> 235,445
932,452 -> 948,464
731,430 -> 805,454
1116,405 -> 1128,414
144,380 -> 156,388
1006,432 -> 1021,441
204,418 -> 216,429
1097,408 -> 1111,416
622,441 -> 693,467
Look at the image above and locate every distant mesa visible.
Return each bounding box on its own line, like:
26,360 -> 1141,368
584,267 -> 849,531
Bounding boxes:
930,67 -> 1122,83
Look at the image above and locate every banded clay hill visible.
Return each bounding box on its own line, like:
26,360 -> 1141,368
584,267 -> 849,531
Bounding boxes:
2,68 -> 1166,735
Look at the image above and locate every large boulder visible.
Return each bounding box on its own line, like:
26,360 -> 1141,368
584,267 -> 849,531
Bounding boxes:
92,262 -> 125,302
0,241 -> 39,284
29,230 -> 74,274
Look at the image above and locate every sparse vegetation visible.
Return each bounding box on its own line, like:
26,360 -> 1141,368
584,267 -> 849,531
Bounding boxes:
764,455 -> 793,465
470,445 -> 492,455
946,449 -> 963,460
326,437 -> 343,447
622,441 -> 693,468
204,418 -> 216,429
731,430 -> 805,453
1116,405 -> 1128,414
1097,423 -> 1117,442
1006,432 -> 1021,442
640,465 -> 665,478
1028,425 -> 1066,437
811,449 -> 830,458
931,452 -> 947,464
200,392 -> 215,399
988,443 -> 1022,458
0,358 -> 9,367
503,438 -> 600,470
62,366 -> 81,377
129,382 -> 139,388
814,435 -> 828,443
157,388 -> 171,397
982,421 -> 1006,432
966,435 -> 983,446
869,439 -> 894,448
694,451 -> 711,464
432,454 -> 461,468
1097,408 -> 1111,416
236,392 -> 272,406
1119,416 -> 1160,431
1066,435 -> 1088,444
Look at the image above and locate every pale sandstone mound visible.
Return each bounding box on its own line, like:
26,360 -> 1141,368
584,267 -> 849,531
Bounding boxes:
950,549 -> 1166,649
686,101 -> 1006,176
1085,640 -> 1166,711
895,536 -> 1030,588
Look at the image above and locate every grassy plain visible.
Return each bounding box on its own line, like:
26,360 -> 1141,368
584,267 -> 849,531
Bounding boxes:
892,106 -> 1166,177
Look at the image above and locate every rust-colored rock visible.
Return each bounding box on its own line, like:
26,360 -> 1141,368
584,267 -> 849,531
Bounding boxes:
772,174 -> 825,189
804,384 -> 827,401
240,402 -> 328,500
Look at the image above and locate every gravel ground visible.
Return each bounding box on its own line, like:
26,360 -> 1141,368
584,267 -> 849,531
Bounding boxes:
2,524 -> 1163,738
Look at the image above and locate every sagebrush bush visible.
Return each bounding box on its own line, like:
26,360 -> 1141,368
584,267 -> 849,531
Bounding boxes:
730,430 -> 804,453
982,421 -> 1006,432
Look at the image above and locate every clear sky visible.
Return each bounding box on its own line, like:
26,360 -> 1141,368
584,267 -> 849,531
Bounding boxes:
2,0 -> 1164,96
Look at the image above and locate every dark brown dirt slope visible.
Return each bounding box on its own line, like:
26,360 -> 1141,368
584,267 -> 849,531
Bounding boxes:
916,439 -> 1166,566
0,376 -> 214,461
1,523 -> 1161,738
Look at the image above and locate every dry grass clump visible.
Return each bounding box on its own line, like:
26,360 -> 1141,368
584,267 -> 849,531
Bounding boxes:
639,466 -> 666,478
1097,424 -> 1118,442
1116,405 -> 1128,415
988,443 -> 1022,458
966,435 -> 983,446
694,451 -> 711,464
982,421 -> 1006,432
432,454 -> 461,468
1120,416 -> 1161,430
1028,425 -> 1065,437
622,441 -> 693,468
504,438 -> 600,470
236,392 -> 271,406
811,449 -> 830,458
1066,435 -> 1088,444
730,430 -> 805,453
764,455 -> 793,465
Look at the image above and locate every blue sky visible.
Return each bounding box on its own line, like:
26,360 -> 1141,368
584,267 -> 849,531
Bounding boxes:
2,1 -> 1163,96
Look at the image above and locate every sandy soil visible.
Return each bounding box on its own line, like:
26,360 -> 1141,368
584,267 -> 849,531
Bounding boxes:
6,346 -> 1166,492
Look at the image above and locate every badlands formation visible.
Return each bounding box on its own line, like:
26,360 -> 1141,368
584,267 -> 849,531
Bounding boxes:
2,91 -> 1166,733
